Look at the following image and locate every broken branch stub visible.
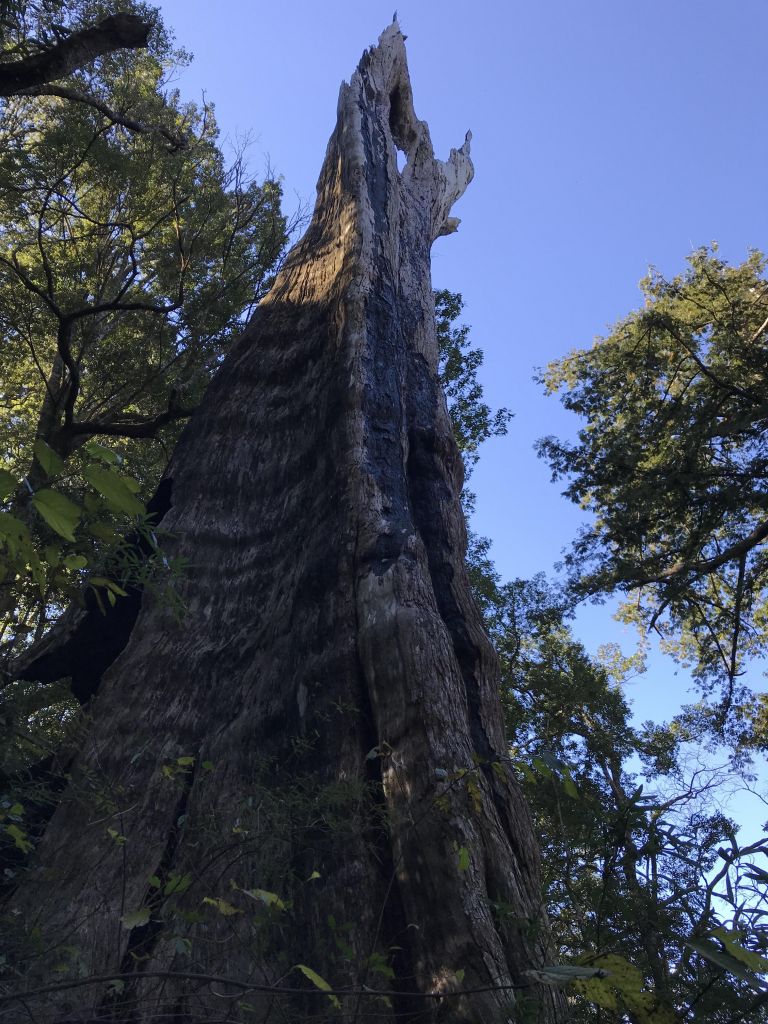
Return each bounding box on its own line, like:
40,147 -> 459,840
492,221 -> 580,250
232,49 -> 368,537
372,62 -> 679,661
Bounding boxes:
4,23 -> 562,1024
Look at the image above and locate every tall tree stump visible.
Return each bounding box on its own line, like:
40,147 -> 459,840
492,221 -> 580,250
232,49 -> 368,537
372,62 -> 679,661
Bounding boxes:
4,23 -> 562,1024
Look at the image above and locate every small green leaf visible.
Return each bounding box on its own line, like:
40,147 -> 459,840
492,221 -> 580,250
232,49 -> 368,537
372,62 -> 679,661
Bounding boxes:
455,968 -> 465,984
366,951 -> 395,979
202,760 -> 214,771
515,760 -> 537,784
63,554 -> 88,570
0,512 -> 31,548
202,896 -> 241,916
242,887 -> 288,911
88,521 -> 119,542
562,767 -> 579,800
106,828 -> 126,846
84,441 -> 118,464
457,846 -> 470,872
176,756 -> 195,767
148,875 -> 161,889
710,928 -> 768,974
43,544 -> 61,566
121,907 -> 151,929
295,964 -> 341,1009
0,469 -> 17,499
32,489 -> 81,541
4,823 -> 32,853
33,439 -> 65,478
83,465 -> 144,515
164,873 -> 193,896
686,937 -> 767,992
89,576 -> 128,597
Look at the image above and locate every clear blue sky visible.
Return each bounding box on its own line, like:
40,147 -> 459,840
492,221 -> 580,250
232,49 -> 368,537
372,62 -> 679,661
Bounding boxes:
155,0 -> 767,819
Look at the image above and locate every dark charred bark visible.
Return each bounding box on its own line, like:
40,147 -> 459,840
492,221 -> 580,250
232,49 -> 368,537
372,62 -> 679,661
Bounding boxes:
2,24 -> 563,1024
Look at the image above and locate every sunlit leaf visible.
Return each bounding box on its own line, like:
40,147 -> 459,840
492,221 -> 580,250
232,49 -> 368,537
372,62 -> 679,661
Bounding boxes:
710,928 -> 768,974
202,896 -> 241,916
121,907 -> 151,929
89,576 -> 128,597
242,887 -> 288,911
686,937 -> 767,992
33,439 -> 65,477
83,465 -> 144,516
32,489 -> 81,541
295,964 -> 340,1009
0,469 -> 17,499
84,441 -> 118,464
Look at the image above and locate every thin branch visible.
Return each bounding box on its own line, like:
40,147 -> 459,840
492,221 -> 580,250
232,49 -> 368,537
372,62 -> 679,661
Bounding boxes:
67,297 -> 180,321
0,969 -> 534,1007
15,84 -> 187,150
650,311 -> 761,405
56,318 -> 78,428
62,392 -> 195,440
1,253 -> 60,316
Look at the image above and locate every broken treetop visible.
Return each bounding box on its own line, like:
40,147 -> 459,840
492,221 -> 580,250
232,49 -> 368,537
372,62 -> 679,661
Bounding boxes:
258,20 -> 474,366
340,20 -> 473,243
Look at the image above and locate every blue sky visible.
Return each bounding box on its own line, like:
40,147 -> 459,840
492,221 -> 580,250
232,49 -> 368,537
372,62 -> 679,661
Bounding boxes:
155,0 -> 768,817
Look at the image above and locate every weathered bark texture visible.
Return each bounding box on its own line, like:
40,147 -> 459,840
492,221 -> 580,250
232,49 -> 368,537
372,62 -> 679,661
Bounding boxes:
3,24 -> 562,1024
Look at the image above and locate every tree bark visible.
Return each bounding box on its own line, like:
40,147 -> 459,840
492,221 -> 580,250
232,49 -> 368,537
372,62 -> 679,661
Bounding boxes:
3,24 -> 562,1024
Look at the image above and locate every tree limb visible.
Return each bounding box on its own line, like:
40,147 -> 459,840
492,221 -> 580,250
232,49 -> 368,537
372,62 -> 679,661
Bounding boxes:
635,517 -> 768,585
15,83 -> 187,149
0,14 -> 152,97
62,392 -> 195,440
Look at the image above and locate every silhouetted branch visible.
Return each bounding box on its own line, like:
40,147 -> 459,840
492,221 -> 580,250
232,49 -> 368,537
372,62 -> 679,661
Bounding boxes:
0,14 -> 151,96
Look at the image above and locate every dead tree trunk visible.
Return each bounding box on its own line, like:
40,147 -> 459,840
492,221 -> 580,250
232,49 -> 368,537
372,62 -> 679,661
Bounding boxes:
3,24 -> 562,1024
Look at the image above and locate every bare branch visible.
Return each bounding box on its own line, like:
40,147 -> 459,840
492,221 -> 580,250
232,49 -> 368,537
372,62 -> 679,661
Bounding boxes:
56,318 -> 78,427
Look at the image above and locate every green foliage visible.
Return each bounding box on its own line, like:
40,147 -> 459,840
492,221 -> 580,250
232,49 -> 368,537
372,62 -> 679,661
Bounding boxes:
435,288 -> 512,473
538,247 -> 768,712
295,964 -> 341,1009
463,566 -> 768,1023
0,0 -> 288,665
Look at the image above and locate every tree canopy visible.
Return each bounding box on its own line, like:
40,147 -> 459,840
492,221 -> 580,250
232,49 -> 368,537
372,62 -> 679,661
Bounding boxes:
0,0 -> 289,665
539,247 -> 768,725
